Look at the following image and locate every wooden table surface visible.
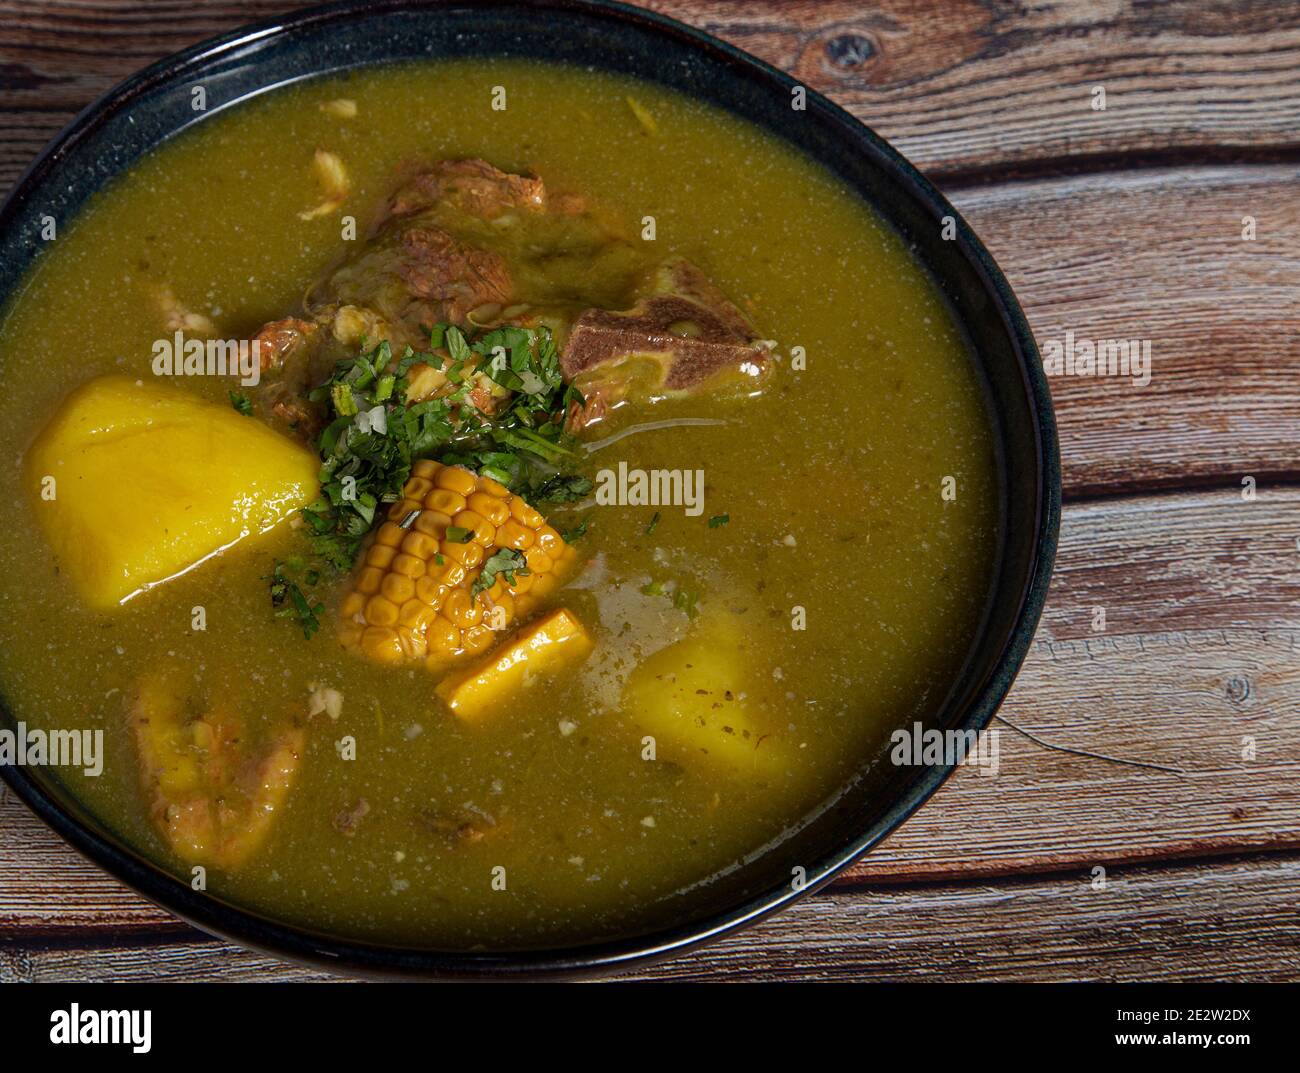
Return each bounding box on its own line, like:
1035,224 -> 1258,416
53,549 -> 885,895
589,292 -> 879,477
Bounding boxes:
1,0 -> 1298,983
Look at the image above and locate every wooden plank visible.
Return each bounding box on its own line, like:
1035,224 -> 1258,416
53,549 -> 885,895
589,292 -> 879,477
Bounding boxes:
5,854 -> 1299,981
635,855 -> 1300,982
952,165 -> 1300,497
4,487 -> 1298,930
0,1 -> 1297,189
0,782 -> 179,933
658,0 -> 1300,182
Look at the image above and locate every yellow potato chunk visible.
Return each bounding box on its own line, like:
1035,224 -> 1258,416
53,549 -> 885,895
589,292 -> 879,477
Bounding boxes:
25,375 -> 319,607
436,608 -> 593,720
622,621 -> 781,775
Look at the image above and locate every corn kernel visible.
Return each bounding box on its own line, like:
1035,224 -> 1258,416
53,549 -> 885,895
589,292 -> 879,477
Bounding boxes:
413,511 -> 450,536
536,525 -> 562,556
524,546 -> 553,574
434,466 -> 478,496
387,498 -> 418,522
361,625 -> 404,663
443,588 -> 482,629
467,491 -> 510,526
453,510 -> 495,547
401,530 -> 438,560
399,599 -> 435,631
381,572 -> 415,605
509,497 -> 544,528
398,626 -> 428,660
426,616 -> 459,654
365,594 -> 399,627
415,575 -> 448,608
391,552 -> 426,579
442,538 -> 484,569
462,624 -> 495,654
426,488 -> 466,515
402,476 -> 434,500
366,544 -> 397,569
497,520 -> 534,550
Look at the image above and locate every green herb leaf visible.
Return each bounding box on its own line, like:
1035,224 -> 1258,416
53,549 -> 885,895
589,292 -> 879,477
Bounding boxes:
708,514 -> 729,528
290,322 -> 591,597
472,547 -> 530,598
559,519 -> 589,543
267,562 -> 324,639
229,391 -> 254,416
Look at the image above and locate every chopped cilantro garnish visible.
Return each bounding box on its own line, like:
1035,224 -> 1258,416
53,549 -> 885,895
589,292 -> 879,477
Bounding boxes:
268,562 -> 324,639
645,511 -> 661,536
640,575 -> 700,618
281,322 -> 591,628
472,547 -> 529,598
673,587 -> 700,618
229,391 -> 253,416
708,514 -> 729,528
445,525 -> 474,544
559,519 -> 589,543
528,472 -> 592,504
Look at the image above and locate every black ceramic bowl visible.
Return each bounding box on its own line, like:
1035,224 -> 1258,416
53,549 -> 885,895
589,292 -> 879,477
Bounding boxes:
0,0 -> 1059,978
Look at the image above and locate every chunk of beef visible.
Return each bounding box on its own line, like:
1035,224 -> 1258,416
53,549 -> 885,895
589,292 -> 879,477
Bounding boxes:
387,158 -> 551,220
252,316 -> 317,373
242,161 -> 762,444
248,317 -> 328,438
395,226 -> 514,323
562,259 -> 771,428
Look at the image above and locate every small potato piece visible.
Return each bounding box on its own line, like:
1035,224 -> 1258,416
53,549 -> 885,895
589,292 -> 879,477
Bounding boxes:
622,622 -> 780,775
436,608 -> 592,720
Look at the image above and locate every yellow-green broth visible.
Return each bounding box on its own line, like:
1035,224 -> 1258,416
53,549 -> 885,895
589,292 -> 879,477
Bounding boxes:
0,60 -> 999,947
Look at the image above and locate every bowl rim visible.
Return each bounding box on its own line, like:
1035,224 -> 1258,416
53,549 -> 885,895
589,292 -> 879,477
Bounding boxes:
0,0 -> 1061,979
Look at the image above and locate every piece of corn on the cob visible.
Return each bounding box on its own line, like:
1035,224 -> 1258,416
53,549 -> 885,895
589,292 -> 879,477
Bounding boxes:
337,461 -> 578,668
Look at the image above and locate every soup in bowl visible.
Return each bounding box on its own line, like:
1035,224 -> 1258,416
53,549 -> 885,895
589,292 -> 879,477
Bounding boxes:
0,1 -> 1057,975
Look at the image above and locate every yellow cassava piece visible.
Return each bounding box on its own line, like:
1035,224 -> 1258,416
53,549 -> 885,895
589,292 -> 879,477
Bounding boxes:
25,375 -> 319,607
436,608 -> 593,720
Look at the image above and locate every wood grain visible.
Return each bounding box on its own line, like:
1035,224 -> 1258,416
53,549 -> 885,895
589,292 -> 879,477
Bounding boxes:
5,854 -> 1299,981
5,487 -> 1298,930
0,0 -> 1297,190
954,164 -> 1300,497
